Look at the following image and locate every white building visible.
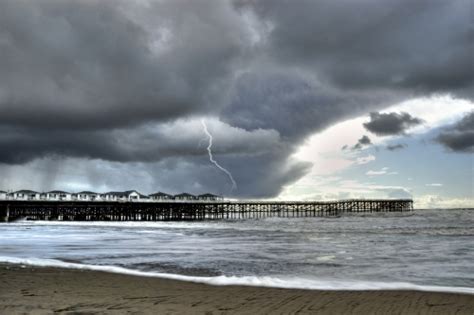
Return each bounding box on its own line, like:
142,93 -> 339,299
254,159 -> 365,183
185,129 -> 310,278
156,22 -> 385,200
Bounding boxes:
0,190 -> 7,200
10,190 -> 40,200
76,191 -> 100,201
130,191 -> 151,202
197,193 -> 223,201
101,191 -> 122,201
149,191 -> 173,201
47,190 -> 72,201
174,193 -> 196,201
102,190 -> 148,202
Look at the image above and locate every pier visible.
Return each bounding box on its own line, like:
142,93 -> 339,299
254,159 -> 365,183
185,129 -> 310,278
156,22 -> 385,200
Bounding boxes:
0,199 -> 413,222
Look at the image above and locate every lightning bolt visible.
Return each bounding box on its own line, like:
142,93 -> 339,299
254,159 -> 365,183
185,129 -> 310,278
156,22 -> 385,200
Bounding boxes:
201,119 -> 237,191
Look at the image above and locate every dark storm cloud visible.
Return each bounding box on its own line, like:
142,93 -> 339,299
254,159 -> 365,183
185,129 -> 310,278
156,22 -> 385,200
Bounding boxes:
0,0 -> 472,197
236,0 -> 474,98
0,118 -> 311,197
386,143 -> 407,151
146,153 -> 311,198
0,120 -> 281,164
352,135 -> 372,150
363,112 -> 423,136
0,0 -> 245,129
221,71 -> 399,140
435,112 -> 474,153
0,154 -> 311,198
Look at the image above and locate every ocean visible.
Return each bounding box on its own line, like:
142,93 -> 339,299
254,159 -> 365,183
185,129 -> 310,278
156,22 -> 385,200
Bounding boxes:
1,209 -> 473,294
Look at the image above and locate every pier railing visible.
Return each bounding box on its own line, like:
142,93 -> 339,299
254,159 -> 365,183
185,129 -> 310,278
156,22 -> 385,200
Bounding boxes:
0,199 -> 413,222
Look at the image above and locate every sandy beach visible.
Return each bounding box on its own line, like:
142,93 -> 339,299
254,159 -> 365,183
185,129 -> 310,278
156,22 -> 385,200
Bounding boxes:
0,264 -> 472,314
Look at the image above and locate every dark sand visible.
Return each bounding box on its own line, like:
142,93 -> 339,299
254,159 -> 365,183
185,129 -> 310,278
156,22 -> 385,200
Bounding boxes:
0,264 -> 473,314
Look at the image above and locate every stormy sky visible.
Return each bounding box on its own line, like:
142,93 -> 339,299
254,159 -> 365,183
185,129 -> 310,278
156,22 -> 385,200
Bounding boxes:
0,0 -> 473,207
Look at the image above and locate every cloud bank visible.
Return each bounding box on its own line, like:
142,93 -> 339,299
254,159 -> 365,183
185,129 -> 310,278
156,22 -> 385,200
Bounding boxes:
0,0 -> 473,197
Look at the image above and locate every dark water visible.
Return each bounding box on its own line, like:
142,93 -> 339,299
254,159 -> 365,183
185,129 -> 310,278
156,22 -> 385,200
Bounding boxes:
1,209 -> 473,292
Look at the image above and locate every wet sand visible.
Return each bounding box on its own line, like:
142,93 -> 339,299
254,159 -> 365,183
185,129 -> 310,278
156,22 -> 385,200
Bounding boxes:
1,264 -> 473,314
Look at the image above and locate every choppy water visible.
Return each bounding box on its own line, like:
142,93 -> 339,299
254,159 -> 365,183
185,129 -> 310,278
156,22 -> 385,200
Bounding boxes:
1,209 -> 473,293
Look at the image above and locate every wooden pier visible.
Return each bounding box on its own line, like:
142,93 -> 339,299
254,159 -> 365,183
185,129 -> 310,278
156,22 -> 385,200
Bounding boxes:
0,199 -> 413,222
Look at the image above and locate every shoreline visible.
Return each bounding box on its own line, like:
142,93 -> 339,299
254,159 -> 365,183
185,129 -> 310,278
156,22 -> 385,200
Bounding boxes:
2,257 -> 474,295
1,264 -> 473,314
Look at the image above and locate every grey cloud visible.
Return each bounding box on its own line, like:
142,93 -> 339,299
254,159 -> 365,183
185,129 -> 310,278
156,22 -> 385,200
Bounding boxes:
0,153 -> 311,199
144,154 -> 310,198
363,112 -> 422,136
435,112 -> 474,153
358,135 -> 372,145
237,0 -> 474,98
352,135 -> 372,150
221,72 -> 397,140
0,119 -> 300,197
386,143 -> 407,151
0,119 -> 281,164
0,0 -> 246,130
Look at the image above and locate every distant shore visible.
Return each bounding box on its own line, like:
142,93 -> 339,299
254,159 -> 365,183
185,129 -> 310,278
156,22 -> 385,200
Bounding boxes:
1,264 -> 473,314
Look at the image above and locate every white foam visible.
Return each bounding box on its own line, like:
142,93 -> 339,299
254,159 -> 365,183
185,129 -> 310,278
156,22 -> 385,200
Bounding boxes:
1,256 -> 473,295
10,220 -> 307,233
12,220 -> 241,232
316,255 -> 336,262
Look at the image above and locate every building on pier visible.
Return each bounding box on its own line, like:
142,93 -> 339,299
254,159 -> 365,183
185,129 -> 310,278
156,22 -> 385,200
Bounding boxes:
0,191 -> 6,200
9,190 -> 40,200
174,193 -> 197,201
149,192 -> 173,201
102,191 -> 131,201
101,190 -> 150,202
197,193 -> 223,201
47,190 -> 72,201
76,191 -> 100,201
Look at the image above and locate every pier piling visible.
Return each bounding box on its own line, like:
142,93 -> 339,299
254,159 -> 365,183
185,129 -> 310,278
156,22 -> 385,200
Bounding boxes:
0,204 -> 9,222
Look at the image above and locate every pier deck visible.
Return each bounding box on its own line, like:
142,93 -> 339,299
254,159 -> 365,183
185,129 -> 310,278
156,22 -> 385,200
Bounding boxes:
0,199 -> 413,222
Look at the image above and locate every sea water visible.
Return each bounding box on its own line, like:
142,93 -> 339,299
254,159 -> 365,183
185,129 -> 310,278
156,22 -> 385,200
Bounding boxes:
0,209 -> 473,293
